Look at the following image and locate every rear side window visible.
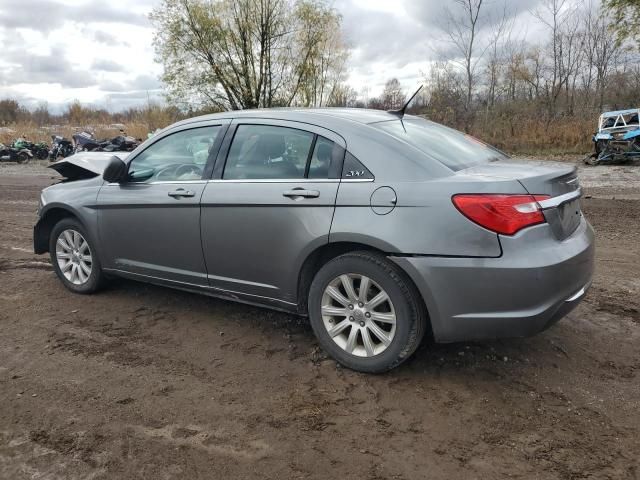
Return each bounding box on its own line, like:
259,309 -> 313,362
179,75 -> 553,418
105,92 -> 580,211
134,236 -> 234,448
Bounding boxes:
374,118 -> 507,171
223,124 -> 343,179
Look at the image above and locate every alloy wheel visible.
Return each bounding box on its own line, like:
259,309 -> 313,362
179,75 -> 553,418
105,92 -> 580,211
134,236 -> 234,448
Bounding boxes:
55,229 -> 93,285
321,273 -> 397,357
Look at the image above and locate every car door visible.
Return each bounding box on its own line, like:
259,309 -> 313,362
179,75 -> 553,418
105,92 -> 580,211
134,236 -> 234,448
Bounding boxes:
97,122 -> 228,286
200,119 -> 345,305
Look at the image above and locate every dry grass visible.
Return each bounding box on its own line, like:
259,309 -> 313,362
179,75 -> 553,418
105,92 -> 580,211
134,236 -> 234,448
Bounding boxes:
470,115 -> 594,155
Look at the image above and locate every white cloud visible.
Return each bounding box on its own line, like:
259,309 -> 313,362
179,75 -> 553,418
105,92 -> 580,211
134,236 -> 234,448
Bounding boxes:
0,0 -> 568,111
0,0 -> 162,111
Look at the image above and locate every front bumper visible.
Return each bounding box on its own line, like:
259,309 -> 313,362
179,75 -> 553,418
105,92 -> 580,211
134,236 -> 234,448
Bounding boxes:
391,217 -> 595,343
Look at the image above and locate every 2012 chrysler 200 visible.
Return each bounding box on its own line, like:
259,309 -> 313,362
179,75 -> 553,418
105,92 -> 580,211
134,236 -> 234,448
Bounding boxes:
34,109 -> 594,372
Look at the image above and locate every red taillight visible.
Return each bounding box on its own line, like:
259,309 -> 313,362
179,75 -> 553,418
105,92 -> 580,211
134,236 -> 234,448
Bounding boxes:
452,194 -> 550,235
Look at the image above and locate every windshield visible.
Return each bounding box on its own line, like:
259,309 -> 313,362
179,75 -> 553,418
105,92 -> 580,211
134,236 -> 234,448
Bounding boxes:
374,117 -> 507,171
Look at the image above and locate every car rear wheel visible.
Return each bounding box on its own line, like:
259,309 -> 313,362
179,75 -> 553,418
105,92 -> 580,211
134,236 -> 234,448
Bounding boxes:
308,251 -> 426,373
49,218 -> 105,294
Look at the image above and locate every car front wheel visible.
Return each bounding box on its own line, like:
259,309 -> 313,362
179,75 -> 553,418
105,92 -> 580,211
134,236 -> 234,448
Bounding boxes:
49,218 -> 105,294
308,251 -> 426,373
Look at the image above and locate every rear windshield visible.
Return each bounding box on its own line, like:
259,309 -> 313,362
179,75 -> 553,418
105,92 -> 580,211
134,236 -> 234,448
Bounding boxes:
374,118 -> 508,171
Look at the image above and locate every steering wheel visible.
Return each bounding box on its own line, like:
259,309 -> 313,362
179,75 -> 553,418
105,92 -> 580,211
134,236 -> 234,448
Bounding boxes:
155,163 -> 203,180
175,163 -> 203,178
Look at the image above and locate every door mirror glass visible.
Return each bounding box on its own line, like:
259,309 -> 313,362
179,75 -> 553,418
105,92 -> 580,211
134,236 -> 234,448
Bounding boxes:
103,155 -> 127,183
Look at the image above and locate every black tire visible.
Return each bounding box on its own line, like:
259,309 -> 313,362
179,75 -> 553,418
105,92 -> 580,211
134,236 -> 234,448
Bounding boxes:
308,251 -> 427,373
49,218 -> 105,294
16,152 -> 30,164
585,154 -> 599,166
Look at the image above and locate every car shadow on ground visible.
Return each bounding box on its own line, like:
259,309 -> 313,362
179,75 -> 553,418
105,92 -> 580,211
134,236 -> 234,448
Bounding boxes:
88,275 -> 584,382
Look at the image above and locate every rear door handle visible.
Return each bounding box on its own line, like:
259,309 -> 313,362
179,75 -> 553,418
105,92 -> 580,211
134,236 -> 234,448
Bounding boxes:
283,188 -> 320,199
168,188 -> 195,198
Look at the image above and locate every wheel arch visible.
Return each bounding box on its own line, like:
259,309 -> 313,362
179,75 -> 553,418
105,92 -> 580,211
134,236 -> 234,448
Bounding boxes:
296,241 -> 433,339
34,205 -> 84,254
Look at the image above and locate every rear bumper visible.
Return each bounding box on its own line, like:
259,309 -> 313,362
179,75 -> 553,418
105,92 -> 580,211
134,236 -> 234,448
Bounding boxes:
390,216 -> 595,343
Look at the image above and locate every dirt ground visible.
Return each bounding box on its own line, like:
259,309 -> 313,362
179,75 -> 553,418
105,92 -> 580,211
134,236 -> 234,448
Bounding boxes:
0,160 -> 639,480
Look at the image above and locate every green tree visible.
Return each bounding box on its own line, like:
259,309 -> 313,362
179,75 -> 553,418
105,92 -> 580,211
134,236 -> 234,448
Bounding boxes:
150,0 -> 350,110
604,0 -> 640,47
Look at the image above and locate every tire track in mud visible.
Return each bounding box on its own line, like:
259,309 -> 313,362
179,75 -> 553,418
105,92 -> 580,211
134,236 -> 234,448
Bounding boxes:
0,259 -> 51,272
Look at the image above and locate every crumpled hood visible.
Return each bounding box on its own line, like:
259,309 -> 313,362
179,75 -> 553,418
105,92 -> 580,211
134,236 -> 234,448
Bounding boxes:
49,151 -> 129,180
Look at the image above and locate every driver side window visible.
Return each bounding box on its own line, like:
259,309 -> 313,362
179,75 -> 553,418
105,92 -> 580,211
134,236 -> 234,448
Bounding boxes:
128,126 -> 221,183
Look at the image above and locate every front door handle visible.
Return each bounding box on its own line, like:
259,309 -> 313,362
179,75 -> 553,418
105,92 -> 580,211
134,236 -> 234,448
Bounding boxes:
283,188 -> 320,199
168,188 -> 195,198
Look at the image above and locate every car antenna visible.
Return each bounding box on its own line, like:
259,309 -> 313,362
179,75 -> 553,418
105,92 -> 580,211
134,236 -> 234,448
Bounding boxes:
388,85 -> 424,119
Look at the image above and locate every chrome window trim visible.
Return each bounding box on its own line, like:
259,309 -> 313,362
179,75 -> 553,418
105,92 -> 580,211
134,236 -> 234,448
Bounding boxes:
205,178 -> 373,184
105,178 -> 374,186
106,180 -> 208,186
207,178 -> 339,184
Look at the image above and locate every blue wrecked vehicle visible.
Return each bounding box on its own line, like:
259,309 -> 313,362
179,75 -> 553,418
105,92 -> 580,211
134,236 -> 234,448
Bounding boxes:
586,108 -> 640,165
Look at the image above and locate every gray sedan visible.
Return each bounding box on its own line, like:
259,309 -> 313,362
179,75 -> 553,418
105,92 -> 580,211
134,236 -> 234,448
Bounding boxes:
34,109 -> 594,372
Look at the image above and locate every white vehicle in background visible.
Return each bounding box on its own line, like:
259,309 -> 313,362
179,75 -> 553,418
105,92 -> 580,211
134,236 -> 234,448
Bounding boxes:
587,108 -> 640,165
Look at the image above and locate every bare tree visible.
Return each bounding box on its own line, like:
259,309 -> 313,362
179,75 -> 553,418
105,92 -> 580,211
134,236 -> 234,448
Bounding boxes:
531,0 -> 583,117
483,4 -> 513,110
380,78 -> 404,110
583,2 -> 622,110
445,0 -> 486,113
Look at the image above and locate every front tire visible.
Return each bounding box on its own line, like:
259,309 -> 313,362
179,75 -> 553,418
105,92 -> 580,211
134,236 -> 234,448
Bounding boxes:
585,154 -> 600,166
308,251 -> 426,373
49,218 -> 105,294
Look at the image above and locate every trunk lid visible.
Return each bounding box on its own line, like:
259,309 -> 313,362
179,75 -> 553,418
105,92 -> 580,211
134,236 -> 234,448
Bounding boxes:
461,159 -> 582,240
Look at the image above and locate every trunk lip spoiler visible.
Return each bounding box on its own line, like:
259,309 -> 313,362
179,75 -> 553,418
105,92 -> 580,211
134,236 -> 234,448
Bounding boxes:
537,188 -> 582,210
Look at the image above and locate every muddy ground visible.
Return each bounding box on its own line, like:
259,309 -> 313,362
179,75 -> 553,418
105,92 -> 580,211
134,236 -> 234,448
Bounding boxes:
0,160 -> 639,479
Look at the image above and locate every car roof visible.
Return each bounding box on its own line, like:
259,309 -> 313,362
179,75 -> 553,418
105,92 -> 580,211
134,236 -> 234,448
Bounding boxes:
172,108 -> 401,130
601,108 -> 639,117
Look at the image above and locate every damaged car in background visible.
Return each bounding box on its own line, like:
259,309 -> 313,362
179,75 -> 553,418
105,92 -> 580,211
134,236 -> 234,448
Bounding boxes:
586,108 -> 640,165
36,106 -> 594,373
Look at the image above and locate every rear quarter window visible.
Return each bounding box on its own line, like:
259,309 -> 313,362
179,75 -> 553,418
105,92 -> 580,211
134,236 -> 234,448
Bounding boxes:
374,118 -> 507,171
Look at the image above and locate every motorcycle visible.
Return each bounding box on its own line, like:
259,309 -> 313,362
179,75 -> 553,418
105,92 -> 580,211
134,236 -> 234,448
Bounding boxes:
0,143 -> 33,163
49,135 -> 75,161
73,131 -> 140,153
12,138 -> 49,160
106,134 -> 139,152
73,131 -> 102,152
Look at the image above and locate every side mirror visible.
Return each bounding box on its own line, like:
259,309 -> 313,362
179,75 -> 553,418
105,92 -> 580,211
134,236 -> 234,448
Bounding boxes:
103,155 -> 127,183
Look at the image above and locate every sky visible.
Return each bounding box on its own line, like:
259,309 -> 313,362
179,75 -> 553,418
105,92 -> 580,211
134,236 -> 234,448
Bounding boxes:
0,0 -> 550,113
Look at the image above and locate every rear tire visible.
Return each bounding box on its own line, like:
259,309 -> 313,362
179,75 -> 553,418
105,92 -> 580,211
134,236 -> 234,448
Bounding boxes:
16,152 -> 30,164
49,218 -> 105,294
308,251 -> 426,373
